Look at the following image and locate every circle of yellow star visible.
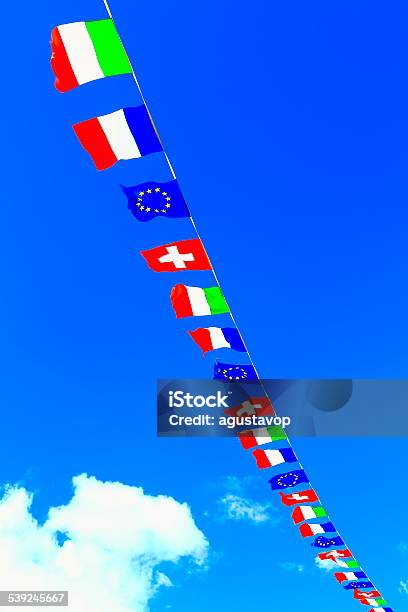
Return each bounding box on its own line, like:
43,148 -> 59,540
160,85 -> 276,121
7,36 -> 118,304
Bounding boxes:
135,185 -> 172,214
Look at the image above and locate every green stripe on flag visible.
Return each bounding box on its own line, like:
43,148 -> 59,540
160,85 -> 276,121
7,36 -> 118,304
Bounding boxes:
266,425 -> 287,442
345,560 -> 359,569
203,286 -> 230,315
314,506 -> 327,518
86,20 -> 132,77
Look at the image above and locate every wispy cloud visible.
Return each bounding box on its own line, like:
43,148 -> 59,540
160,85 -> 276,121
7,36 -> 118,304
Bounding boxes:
280,561 -> 304,573
207,474 -> 281,526
218,494 -> 273,524
315,557 -> 336,572
0,474 -> 208,612
399,579 -> 408,595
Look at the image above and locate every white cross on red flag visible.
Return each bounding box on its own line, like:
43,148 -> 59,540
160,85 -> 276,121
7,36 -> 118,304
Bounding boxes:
140,239 -> 212,272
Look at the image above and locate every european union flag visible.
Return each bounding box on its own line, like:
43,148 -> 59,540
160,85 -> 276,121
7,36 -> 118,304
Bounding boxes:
311,535 -> 344,549
213,361 -> 258,382
268,469 -> 309,490
310,536 -> 345,548
344,581 -> 374,591
121,180 -> 190,222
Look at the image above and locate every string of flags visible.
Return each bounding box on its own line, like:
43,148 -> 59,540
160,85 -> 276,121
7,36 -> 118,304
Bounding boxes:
50,7 -> 392,611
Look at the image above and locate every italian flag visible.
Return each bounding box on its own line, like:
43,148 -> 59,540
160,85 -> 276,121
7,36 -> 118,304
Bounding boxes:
291,505 -> 327,524
170,284 -> 229,318
238,425 -> 287,449
73,106 -> 162,170
299,522 -> 335,537
51,19 -> 132,92
252,447 -> 297,469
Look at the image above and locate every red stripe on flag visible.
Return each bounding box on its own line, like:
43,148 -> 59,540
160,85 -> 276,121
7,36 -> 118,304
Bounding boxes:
73,118 -> 117,171
238,429 -> 258,450
298,523 -> 314,537
334,572 -> 348,583
291,506 -> 304,524
188,328 -> 213,353
50,28 -> 79,93
170,285 -> 194,318
252,449 -> 271,469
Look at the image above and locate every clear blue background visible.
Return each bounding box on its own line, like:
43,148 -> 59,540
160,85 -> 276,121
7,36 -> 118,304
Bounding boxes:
0,0 -> 407,609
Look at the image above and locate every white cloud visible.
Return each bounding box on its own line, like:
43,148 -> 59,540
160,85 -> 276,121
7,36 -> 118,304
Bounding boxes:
0,474 -> 208,612
218,494 -> 273,524
398,542 -> 408,553
280,562 -> 304,573
314,557 -> 337,572
400,579 -> 408,595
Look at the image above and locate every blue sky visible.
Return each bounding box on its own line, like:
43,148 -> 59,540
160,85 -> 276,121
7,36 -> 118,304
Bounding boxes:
0,0 -> 407,609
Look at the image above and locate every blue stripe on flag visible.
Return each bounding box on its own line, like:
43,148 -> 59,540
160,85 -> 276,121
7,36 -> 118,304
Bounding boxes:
281,448 -> 298,464
123,106 -> 162,156
222,328 -> 246,352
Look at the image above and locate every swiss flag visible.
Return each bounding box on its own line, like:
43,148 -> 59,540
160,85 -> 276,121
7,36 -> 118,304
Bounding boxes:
140,239 -> 212,272
224,397 -> 274,417
354,589 -> 381,600
279,489 -> 319,506
318,549 -> 352,562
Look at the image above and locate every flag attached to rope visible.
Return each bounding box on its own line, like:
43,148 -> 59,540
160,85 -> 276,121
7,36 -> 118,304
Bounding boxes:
73,106 -> 162,170
213,362 -> 258,381
311,535 -> 345,548
188,327 -> 246,353
170,284 -> 229,318
51,19 -> 132,92
366,605 -> 390,611
238,425 -> 287,449
252,447 -> 297,469
344,581 -> 374,591
317,549 -> 359,568
335,571 -> 367,584
140,239 -> 211,272
121,180 -> 189,221
292,505 -> 328,524
299,522 -> 336,538
279,489 -> 319,506
225,397 -> 274,417
268,469 -> 309,491
354,590 -> 381,600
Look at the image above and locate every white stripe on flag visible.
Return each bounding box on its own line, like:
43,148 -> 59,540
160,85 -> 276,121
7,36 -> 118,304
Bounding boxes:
253,427 -> 271,446
208,327 -> 231,350
58,22 -> 104,85
98,110 -> 141,160
186,286 -> 211,316
300,506 -> 316,520
264,449 -> 285,466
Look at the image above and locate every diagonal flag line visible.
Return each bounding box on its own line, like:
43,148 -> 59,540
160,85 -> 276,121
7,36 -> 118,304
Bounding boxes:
59,1 -> 389,607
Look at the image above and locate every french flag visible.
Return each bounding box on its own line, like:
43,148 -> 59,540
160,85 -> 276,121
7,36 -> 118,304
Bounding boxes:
73,106 -> 162,170
188,327 -> 246,353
